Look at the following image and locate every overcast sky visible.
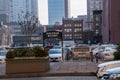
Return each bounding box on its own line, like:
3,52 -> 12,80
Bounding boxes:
70,0 -> 87,17
38,0 -> 87,25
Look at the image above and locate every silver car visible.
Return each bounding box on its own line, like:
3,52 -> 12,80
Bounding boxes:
101,67 -> 120,80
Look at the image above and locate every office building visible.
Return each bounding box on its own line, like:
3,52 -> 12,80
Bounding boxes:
65,0 -> 71,18
87,0 -> 103,30
102,0 -> 120,44
48,0 -> 70,25
0,0 -> 9,24
9,0 -> 38,22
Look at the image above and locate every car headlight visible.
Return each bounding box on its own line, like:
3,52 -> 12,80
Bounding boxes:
110,74 -> 120,79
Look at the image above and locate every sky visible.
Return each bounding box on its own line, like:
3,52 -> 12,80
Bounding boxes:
70,0 -> 87,17
38,0 -> 87,25
38,0 -> 48,25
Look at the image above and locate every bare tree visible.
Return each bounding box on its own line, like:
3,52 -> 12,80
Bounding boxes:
18,12 -> 39,46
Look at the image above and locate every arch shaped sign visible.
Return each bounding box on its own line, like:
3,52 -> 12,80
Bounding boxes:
43,31 -> 62,40
43,31 -> 63,60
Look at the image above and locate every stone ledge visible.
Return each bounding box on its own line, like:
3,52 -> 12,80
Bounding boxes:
0,72 -> 96,79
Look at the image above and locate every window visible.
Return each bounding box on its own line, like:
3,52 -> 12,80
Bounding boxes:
77,24 -> 79,27
64,24 -> 66,27
79,23 -> 82,27
74,24 -> 77,27
96,16 -> 99,21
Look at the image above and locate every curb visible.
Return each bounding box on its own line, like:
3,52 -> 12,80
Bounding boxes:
0,72 -> 96,79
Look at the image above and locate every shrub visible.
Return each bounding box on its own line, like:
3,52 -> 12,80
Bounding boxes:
114,45 -> 120,60
6,46 -> 48,59
33,46 -> 48,57
24,48 -> 35,57
6,50 -> 15,59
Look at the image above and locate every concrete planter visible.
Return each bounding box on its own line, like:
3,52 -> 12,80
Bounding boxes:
6,57 -> 50,74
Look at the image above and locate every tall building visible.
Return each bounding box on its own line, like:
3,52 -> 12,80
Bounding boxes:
87,0 -> 103,30
0,0 -> 9,24
65,0 -> 71,18
102,0 -> 120,44
48,0 -> 65,25
9,0 -> 38,22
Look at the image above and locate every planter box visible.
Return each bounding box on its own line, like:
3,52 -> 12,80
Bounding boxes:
6,57 -> 50,74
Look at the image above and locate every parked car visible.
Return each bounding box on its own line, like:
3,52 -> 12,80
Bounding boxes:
90,44 -> 100,51
101,67 -> 120,80
100,47 -> 117,60
0,48 -> 8,62
52,45 -> 62,49
48,48 -> 62,61
92,47 -> 103,56
96,60 -> 120,78
92,44 -> 116,55
101,43 -> 117,49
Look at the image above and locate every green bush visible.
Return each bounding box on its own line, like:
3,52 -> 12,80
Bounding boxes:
114,45 -> 120,60
33,46 -> 48,57
6,50 -> 15,59
6,46 -> 48,59
24,48 -> 35,57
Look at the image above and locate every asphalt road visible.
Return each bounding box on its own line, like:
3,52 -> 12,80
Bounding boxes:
0,76 -> 98,80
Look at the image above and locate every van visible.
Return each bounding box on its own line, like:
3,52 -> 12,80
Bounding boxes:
96,60 -> 120,78
71,44 -> 91,59
101,67 -> 120,80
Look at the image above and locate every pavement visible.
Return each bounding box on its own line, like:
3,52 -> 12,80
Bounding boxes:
0,60 -> 105,79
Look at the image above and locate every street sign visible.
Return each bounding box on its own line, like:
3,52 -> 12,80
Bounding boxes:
43,31 -> 64,60
43,31 -> 62,40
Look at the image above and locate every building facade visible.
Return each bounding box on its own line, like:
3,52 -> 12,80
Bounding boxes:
87,0 -> 103,30
93,10 -> 102,43
0,0 -> 9,24
77,15 -> 88,31
102,0 -> 120,44
62,18 -> 83,44
9,0 -> 38,23
48,0 -> 70,25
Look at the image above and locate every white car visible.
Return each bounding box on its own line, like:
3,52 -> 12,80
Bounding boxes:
100,47 -> 117,60
0,49 -> 8,62
92,47 -> 103,55
48,49 -> 62,61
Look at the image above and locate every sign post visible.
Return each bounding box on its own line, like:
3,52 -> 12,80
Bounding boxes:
43,31 -> 63,60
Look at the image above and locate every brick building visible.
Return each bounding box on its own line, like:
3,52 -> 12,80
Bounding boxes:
62,18 -> 83,44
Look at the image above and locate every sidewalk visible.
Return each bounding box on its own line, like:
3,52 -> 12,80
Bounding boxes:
0,60 -> 104,78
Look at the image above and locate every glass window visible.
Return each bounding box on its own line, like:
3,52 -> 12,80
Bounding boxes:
79,23 -> 82,27
74,29 -> 77,32
64,24 -> 66,27
96,16 -> 99,21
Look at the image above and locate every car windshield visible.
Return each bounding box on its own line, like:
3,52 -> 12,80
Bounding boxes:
53,46 -> 61,49
48,50 -> 61,54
